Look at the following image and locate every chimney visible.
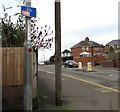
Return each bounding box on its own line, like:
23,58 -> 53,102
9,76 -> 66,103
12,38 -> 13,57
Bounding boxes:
85,37 -> 89,42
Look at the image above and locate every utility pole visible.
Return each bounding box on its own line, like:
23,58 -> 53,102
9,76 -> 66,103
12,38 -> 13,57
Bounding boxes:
0,18 -> 2,40
55,0 -> 62,106
24,0 -> 32,111
0,17 -> 2,112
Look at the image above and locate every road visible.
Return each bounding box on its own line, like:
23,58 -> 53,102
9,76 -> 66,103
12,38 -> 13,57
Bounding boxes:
39,65 -> 119,92
38,65 -> 119,110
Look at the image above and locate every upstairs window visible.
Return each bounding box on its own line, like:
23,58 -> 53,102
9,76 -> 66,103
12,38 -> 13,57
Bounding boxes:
86,47 -> 89,51
95,48 -> 100,51
82,47 -> 85,51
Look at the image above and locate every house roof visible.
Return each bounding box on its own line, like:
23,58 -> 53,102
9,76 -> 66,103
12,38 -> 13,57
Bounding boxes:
62,49 -> 71,53
106,39 -> 120,45
71,37 -> 103,49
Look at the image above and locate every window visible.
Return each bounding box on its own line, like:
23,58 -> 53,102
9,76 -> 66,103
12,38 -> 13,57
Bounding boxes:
66,53 -> 68,56
82,47 -> 85,51
95,48 -> 99,51
86,47 -> 89,51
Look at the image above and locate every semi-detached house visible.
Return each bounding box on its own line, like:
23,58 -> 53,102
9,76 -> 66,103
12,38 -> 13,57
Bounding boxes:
105,39 -> 120,53
71,37 -> 105,66
71,37 -> 105,58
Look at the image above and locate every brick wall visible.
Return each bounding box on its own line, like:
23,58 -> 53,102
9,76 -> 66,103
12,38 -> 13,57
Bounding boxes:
71,47 -> 105,57
101,60 -> 115,67
71,48 -> 82,57
105,52 -> 120,68
74,56 -> 106,66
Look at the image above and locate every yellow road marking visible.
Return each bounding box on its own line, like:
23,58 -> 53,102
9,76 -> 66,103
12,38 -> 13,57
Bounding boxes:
62,74 -> 120,93
39,69 -> 120,93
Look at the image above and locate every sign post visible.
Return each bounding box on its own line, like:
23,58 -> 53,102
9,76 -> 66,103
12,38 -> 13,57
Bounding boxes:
23,0 -> 36,111
21,6 -> 36,17
24,42 -> 32,110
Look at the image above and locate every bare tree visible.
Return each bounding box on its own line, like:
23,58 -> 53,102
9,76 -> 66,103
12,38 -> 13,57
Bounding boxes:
1,2 -> 54,49
31,20 -> 54,51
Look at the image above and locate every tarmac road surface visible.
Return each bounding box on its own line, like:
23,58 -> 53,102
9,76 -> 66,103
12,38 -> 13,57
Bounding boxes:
37,65 -> 119,110
39,65 -> 119,91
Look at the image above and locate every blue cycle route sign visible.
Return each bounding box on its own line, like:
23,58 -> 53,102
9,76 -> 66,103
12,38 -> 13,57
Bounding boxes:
21,6 -> 36,17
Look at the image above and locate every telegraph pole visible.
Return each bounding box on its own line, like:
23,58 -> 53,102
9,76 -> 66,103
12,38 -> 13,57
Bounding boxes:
0,18 -> 2,40
55,0 -> 62,106
0,17 -> 2,112
24,0 -> 32,111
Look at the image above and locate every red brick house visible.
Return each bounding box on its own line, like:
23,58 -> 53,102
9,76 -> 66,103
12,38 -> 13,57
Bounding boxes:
105,39 -> 120,53
71,37 -> 105,57
71,37 -> 106,66
102,39 -> 120,68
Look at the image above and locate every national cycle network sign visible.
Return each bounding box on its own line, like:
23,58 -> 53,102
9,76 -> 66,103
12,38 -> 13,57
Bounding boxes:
21,6 -> 36,17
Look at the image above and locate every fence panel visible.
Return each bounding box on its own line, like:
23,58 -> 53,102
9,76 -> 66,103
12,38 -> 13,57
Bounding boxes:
2,47 -> 24,86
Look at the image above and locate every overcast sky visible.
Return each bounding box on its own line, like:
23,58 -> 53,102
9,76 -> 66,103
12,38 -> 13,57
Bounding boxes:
0,0 -> 119,61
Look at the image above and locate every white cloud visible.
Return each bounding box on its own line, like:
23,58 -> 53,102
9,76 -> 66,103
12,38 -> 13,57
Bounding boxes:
61,0 -> 118,32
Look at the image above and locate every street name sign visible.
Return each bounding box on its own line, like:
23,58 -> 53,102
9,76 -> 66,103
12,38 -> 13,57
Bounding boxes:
21,6 -> 36,17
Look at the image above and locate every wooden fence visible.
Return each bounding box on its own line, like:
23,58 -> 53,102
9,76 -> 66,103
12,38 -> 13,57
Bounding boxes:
2,47 -> 38,109
2,47 -> 24,86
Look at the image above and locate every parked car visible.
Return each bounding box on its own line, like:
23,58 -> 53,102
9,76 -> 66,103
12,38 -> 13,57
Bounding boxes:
64,60 -> 78,68
38,61 -> 45,65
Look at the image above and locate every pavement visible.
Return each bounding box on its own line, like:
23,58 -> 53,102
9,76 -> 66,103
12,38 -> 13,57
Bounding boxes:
36,65 -> 119,111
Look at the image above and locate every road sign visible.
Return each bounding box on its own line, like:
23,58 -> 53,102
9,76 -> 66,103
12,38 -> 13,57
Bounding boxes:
21,6 -> 36,17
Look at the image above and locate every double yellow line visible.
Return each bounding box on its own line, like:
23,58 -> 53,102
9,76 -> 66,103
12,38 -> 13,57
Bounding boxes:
40,69 -> 120,93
